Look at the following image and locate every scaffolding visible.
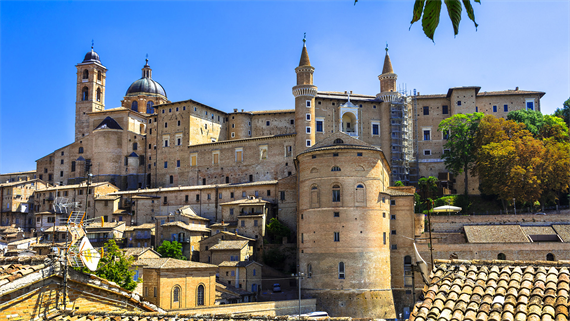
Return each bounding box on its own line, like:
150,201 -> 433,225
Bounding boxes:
388,94 -> 415,184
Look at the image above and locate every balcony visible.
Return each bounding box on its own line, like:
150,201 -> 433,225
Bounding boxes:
135,233 -> 151,239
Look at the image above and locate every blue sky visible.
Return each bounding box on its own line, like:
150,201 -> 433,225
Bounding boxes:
1,1 -> 568,174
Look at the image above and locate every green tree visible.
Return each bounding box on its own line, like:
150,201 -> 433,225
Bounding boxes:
507,109 -> 544,137
77,239 -> 139,291
553,98 -> 570,128
394,180 -> 405,186
266,218 -> 291,243
438,112 -> 484,195
356,0 -> 481,41
157,240 -> 186,260
418,176 -> 438,200
541,114 -> 570,143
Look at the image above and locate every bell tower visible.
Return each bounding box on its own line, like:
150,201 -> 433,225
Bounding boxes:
75,44 -> 107,141
293,34 -> 317,155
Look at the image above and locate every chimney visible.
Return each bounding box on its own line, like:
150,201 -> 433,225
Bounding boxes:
233,108 -> 238,112
515,87 -> 519,91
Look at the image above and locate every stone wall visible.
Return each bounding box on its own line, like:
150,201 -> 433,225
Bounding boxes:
174,298 -> 317,316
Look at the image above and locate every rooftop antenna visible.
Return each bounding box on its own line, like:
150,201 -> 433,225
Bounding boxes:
303,32 -> 306,47
385,42 -> 389,54
91,39 -> 94,50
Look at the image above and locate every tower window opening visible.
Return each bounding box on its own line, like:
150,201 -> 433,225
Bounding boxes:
96,88 -> 101,102
82,87 -> 89,101
131,101 -> 138,111
97,70 -> 102,81
338,262 -> 345,279
83,69 -> 89,80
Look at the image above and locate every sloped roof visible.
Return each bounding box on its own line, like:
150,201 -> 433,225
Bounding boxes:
553,225 -> 570,242
135,258 -> 217,269
161,221 -> 210,232
219,197 -> 271,206
382,52 -> 394,74
409,259 -> 570,321
199,231 -> 255,243
94,116 -> 123,130
209,240 -> 248,251
123,247 -> 160,258
218,260 -> 263,268
464,225 -> 529,243
521,226 -> 557,236
124,223 -> 155,231
297,131 -> 382,158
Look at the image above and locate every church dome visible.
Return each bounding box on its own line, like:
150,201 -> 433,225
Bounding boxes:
125,78 -> 167,98
83,49 -> 101,63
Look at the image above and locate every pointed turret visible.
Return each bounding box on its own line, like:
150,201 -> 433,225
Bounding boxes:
293,34 -> 317,154
382,51 -> 394,74
377,43 -> 398,97
299,37 -> 311,67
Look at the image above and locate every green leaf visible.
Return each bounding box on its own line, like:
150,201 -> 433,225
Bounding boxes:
444,0 -> 462,36
462,0 -> 479,29
354,0 -> 358,5
410,0 -> 426,28
422,0 -> 442,41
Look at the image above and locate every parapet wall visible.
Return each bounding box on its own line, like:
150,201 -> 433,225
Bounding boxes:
173,299 -> 317,316
430,212 -> 570,233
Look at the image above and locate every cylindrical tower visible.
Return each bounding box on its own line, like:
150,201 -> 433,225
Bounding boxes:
293,36 -> 317,155
228,111 -> 252,140
295,134 -> 395,318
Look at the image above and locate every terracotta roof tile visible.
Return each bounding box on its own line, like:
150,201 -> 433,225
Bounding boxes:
412,260 -> 570,321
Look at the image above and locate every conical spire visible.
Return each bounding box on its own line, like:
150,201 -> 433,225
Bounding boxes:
299,33 -> 311,67
382,44 -> 394,74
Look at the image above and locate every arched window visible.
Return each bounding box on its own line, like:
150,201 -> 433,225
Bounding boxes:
332,185 -> 341,203
404,255 -> 413,287
307,263 -> 312,278
310,167 -> 318,173
146,101 -> 154,114
311,185 -> 319,207
97,70 -> 102,81
331,166 -> 341,172
83,69 -> 89,80
78,147 -> 84,154
498,253 -> 506,260
173,286 -> 180,302
96,88 -> 101,102
356,184 -> 365,204
82,87 -> 89,101
197,285 -> 205,306
547,253 -> 555,261
334,138 -> 344,144
131,101 -> 138,111
338,262 -> 345,279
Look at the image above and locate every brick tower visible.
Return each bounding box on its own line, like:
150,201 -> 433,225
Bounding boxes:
75,45 -> 107,140
293,35 -> 317,155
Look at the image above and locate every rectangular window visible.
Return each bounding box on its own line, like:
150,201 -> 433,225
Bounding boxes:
306,100 -> 311,107
231,132 -> 235,138
423,106 -> 429,115
424,150 -> 431,156
213,152 -> 219,164
266,121 -> 270,126
442,105 -> 448,114
316,119 -> 324,132
383,232 -> 386,245
526,99 -> 535,110
254,220 -> 258,226
241,220 -> 245,227
230,192 -> 234,198
185,195 -> 189,202
164,162 -> 168,168
154,287 -> 157,297
423,130 -> 431,141
196,194 -> 200,201
306,113 -> 311,121
334,232 -> 340,242
391,215 -> 396,220
391,230 -> 396,235
372,123 -> 379,135
280,191 -> 285,201
443,129 -> 449,140
235,148 -> 243,162
306,126 -> 311,134
391,244 -> 397,250
332,190 -> 340,202
190,154 -> 197,167
334,212 -> 339,217
504,104 -> 508,112
457,101 -> 462,106
306,139 -> 311,147
219,193 -> 222,199
391,200 -> 396,205
207,194 -> 211,200
493,105 -> 497,112
176,160 -> 180,167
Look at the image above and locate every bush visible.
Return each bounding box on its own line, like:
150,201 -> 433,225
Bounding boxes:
266,218 -> 291,244
262,248 -> 287,270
